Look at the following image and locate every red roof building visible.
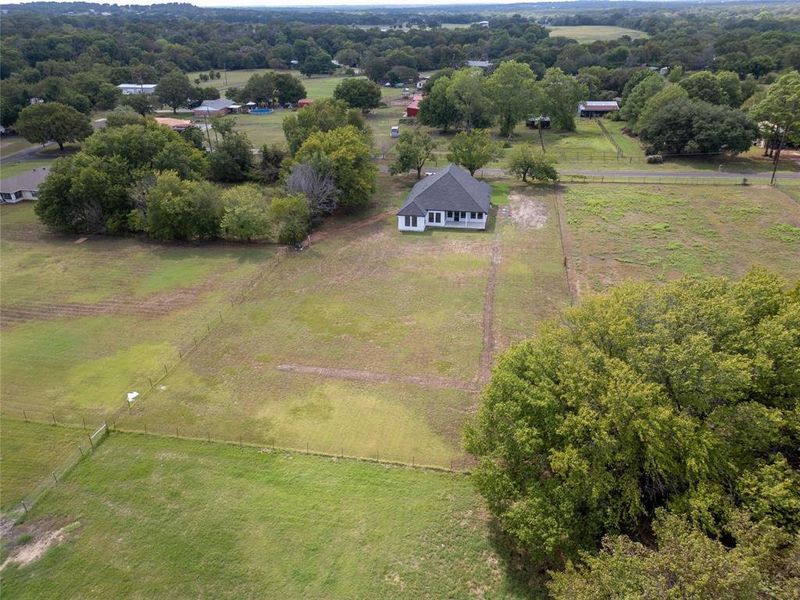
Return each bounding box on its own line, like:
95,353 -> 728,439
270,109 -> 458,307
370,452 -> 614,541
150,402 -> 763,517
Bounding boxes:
406,94 -> 423,118
297,98 -> 313,108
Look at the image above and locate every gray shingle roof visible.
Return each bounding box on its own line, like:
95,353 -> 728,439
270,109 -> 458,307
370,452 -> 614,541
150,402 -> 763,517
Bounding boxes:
397,164 -> 490,217
0,167 -> 50,194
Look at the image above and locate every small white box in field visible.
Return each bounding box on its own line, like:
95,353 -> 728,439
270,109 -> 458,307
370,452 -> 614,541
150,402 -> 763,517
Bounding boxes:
127,391 -> 139,404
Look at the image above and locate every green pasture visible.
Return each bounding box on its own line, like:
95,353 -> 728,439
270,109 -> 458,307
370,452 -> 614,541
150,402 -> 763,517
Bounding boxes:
547,25 -> 649,42
562,183 -> 800,294
116,179 -> 489,467
0,432 -> 531,599
0,419 -> 89,511
0,203 -> 274,424
493,184 -> 571,349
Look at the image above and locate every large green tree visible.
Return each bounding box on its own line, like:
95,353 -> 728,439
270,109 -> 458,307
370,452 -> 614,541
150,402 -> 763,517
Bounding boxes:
679,71 -> 726,104
418,74 -> 462,133
753,70 -> 800,183
487,60 -> 540,138
15,102 -> 92,151
639,97 -> 758,155
539,68 -> 588,132
389,128 -> 437,179
156,70 -> 193,113
333,78 -> 382,112
282,97 -> 369,154
447,129 -> 499,176
294,125 -> 376,213
220,184 -> 271,242
137,172 -> 222,241
447,68 -> 493,131
466,270 -> 800,565
620,73 -> 664,127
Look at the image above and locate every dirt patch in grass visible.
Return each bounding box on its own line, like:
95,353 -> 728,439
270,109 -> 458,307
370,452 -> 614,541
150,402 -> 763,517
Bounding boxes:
0,517 -> 74,570
508,191 -> 549,229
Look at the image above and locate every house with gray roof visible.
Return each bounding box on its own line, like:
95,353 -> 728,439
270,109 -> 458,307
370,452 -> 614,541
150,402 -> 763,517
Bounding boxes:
397,164 -> 490,232
0,166 -> 50,204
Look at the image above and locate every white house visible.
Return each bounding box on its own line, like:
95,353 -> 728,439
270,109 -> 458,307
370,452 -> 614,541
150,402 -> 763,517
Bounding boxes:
0,167 -> 50,203
397,164 -> 490,232
117,83 -> 157,95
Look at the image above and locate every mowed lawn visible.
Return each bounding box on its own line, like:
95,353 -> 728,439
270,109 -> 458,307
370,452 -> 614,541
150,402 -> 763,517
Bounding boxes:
0,203 -> 274,424
547,25 -> 649,42
561,183 -> 800,295
116,179 -> 491,468
0,432 -> 531,600
0,419 -> 89,511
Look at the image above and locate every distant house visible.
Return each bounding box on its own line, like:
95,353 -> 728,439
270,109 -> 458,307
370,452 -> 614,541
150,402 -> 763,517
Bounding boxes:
578,101 -> 620,118
397,164 -> 490,232
465,60 -> 494,72
154,117 -> 193,132
297,98 -> 313,108
192,99 -> 238,118
117,83 -> 157,95
405,93 -> 423,118
0,167 -> 50,203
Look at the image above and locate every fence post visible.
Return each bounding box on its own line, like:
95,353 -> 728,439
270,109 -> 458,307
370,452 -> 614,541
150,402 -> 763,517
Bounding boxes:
164,364 -> 168,375
52,471 -> 57,483
88,434 -> 94,449
239,435 -> 242,449
144,423 -> 148,435
23,410 -> 28,422
52,412 -> 57,424
175,426 -> 179,438
79,445 -> 84,457
21,500 -> 28,515
306,442 -> 309,454
149,377 -> 153,389
82,416 -> 86,430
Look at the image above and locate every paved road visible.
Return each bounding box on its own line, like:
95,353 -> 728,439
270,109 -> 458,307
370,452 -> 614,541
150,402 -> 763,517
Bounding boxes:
0,142 -> 56,165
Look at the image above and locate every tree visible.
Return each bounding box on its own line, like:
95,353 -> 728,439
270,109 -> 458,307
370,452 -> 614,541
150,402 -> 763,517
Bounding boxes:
286,161 -> 340,218
294,125 -> 376,213
619,73 -> 664,127
488,60 -> 540,138
363,57 -> 389,83
268,193 -> 310,245
465,270 -> 800,566
36,124 -> 208,234
540,68 -> 588,132
282,97 -> 370,155
156,70 -> 193,113
272,73 -> 306,104
120,93 -> 153,116
15,102 -> 92,151
389,128 -> 437,179
753,70 -> 800,184
548,511 -> 798,599
717,70 -> 743,107
506,144 -> 558,182
447,129 -> 498,176
333,78 -> 382,112
138,172 -> 222,241
634,83 -> 687,134
679,71 -> 725,104
301,49 -> 335,77
447,68 -> 493,131
209,131 -> 253,183
105,106 -> 145,128
418,74 -> 462,133
259,144 -> 286,184
639,97 -> 758,155
220,184 -> 271,241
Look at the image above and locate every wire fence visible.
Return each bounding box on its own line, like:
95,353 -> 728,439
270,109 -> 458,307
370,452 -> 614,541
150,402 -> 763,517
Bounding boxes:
7,422 -> 109,523
560,174 -> 759,186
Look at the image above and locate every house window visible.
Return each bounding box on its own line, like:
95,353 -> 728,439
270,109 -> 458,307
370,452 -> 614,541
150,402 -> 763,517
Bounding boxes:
429,212 -> 441,223
1,193 -> 12,201
447,211 -> 453,219
460,211 -> 467,219
411,216 -> 417,227
404,215 -> 411,227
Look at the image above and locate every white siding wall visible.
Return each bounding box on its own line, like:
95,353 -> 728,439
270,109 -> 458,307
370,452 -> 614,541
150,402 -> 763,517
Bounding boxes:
397,215 -> 426,232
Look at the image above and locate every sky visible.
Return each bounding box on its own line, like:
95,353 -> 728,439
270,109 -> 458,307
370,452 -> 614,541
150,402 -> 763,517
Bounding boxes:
1,0 -> 582,5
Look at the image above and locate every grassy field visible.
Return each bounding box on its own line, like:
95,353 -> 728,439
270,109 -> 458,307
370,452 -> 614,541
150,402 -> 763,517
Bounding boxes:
0,419 -> 90,511
547,25 -> 649,42
0,137 -> 38,160
115,175 -> 488,467
493,184 -> 571,349
561,183 -> 800,295
0,203 -> 274,426
0,432 -> 532,599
